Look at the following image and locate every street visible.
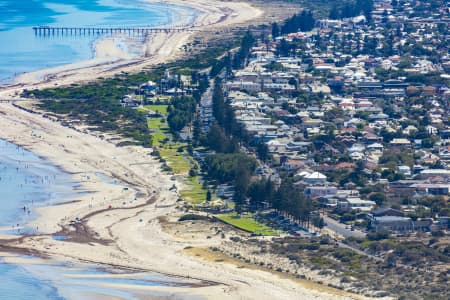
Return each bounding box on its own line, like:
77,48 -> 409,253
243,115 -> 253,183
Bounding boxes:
323,214 -> 366,239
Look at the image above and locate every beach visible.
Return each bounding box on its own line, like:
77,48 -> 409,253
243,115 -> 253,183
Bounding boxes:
0,0 -> 377,299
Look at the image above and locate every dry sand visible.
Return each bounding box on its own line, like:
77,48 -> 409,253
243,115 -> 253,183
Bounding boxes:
0,1 -> 379,299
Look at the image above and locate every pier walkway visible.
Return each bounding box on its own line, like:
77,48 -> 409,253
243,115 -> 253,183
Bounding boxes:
32,26 -> 198,36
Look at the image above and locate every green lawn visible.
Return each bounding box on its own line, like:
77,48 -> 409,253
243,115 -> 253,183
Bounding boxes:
144,104 -> 169,115
215,212 -> 278,236
180,176 -> 207,205
147,117 -> 166,129
151,131 -> 166,146
151,96 -> 172,103
147,117 -> 170,147
159,143 -> 190,175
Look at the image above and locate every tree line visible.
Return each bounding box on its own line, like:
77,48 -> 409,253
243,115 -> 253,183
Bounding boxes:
167,73 -> 209,133
328,0 -> 374,21
272,10 -> 316,38
198,30 -> 314,219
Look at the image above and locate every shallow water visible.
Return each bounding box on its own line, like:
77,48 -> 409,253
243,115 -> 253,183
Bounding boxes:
0,260 -> 64,300
0,256 -> 200,300
0,139 -> 77,234
0,0 -> 195,84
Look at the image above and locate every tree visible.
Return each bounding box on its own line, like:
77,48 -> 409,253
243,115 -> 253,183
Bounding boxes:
313,216 -> 325,231
369,192 -> 386,206
276,39 -> 291,57
167,96 -> 197,132
271,22 -> 280,38
329,5 -> 340,19
281,11 -> 316,34
232,31 -> 255,69
247,178 -> 275,211
256,140 -> 269,162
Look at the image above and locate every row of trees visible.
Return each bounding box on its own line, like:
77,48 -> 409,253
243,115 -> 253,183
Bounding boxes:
167,96 -> 197,132
328,0 -> 374,21
205,153 -> 257,205
209,31 -> 255,77
272,10 -> 316,38
168,72 -> 209,133
247,178 -> 313,224
201,29 -> 314,219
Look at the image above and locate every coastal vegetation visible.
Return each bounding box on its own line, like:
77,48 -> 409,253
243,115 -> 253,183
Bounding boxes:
218,235 -> 450,299
37,97 -> 151,147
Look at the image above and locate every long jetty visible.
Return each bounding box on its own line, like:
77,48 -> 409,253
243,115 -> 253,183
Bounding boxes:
32,26 -> 197,36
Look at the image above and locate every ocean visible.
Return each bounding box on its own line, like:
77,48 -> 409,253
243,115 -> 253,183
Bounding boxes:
0,0 -> 195,84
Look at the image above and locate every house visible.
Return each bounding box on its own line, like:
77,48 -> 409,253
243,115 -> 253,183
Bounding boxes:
390,138 -> 411,149
283,159 -> 306,171
387,180 -> 418,201
216,184 -> 235,199
436,217 -> 450,230
412,183 -> 450,196
164,87 -> 186,96
371,207 -> 405,217
361,132 -> 383,144
304,172 -> 327,184
304,186 -> 338,198
338,197 -> 376,212
439,149 -> 450,161
121,95 -> 142,108
367,142 -> 384,152
419,169 -> 450,179
370,216 -> 414,232
398,165 -> 412,176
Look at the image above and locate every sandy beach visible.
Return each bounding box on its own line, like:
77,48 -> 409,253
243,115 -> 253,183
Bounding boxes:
0,0 -> 380,299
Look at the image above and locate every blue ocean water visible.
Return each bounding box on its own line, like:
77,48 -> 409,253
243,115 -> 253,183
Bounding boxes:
0,261 -> 64,300
0,256 -> 194,300
0,0 -> 194,84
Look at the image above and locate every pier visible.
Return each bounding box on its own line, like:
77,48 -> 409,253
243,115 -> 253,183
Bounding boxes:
32,26 -> 197,37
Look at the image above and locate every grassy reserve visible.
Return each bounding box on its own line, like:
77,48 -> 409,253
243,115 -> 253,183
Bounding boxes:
144,104 -> 169,114
142,104 -> 209,204
215,212 -> 278,236
180,176 -> 208,205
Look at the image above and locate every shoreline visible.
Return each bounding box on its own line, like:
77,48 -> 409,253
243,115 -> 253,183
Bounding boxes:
0,0 -> 263,98
0,1 -> 376,299
0,0 -> 197,87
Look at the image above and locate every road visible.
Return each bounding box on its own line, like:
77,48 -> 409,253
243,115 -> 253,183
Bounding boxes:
323,214 -> 366,239
321,215 -> 384,262
199,80 -> 214,133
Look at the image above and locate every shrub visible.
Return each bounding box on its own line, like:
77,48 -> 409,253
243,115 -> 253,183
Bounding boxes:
178,214 -> 209,221
367,230 -> 390,241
